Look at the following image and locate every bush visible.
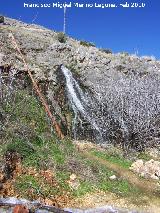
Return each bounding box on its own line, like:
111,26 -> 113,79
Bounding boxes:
57,32 -> 67,43
121,52 -> 129,56
0,16 -> 4,24
80,40 -> 95,47
99,48 -> 112,54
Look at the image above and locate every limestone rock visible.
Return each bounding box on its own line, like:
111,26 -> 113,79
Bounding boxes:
129,159 -> 144,174
130,159 -> 160,180
67,174 -> 80,190
109,175 -> 117,180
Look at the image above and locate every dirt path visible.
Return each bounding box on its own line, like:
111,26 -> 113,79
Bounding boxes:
66,147 -> 160,212
67,190 -> 160,213
82,151 -> 160,196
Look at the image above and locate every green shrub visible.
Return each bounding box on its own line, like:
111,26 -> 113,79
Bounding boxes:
92,150 -> 132,169
57,32 -> 67,43
80,40 -> 95,47
121,52 -> 129,56
0,16 -> 4,24
99,48 -> 112,54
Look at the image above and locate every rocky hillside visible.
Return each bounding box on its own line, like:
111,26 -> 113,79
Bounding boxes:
0,17 -> 160,213
1,17 -> 160,151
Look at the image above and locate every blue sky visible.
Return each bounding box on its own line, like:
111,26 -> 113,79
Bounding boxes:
1,0 -> 160,58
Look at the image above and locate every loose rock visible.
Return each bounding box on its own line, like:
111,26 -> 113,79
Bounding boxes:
130,159 -> 160,180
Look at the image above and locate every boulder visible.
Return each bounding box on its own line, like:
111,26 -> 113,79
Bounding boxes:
130,159 -> 160,180
129,159 -> 144,174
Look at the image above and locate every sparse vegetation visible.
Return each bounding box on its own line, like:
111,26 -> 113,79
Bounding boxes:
66,60 -> 80,76
0,15 -> 4,24
80,40 -> 95,47
72,181 -> 94,197
57,32 -> 67,43
137,152 -> 152,161
99,48 -> 112,54
121,52 -> 129,56
91,150 -> 132,169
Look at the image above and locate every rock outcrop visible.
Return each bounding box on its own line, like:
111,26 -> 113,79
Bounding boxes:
130,159 -> 160,180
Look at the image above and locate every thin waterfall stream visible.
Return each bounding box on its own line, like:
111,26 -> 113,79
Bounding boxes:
61,65 -> 103,141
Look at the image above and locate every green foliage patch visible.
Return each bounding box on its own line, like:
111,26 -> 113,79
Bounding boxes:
1,89 -> 144,201
99,48 -> 112,54
57,32 -> 67,43
80,40 -> 95,47
91,150 -> 132,169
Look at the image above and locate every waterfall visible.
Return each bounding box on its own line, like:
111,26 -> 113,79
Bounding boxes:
61,65 -> 103,141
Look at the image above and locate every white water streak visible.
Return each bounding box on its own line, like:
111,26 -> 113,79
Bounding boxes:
61,66 -> 102,136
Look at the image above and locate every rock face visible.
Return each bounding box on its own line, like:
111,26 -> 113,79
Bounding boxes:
130,159 -> 160,180
0,17 -> 160,150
